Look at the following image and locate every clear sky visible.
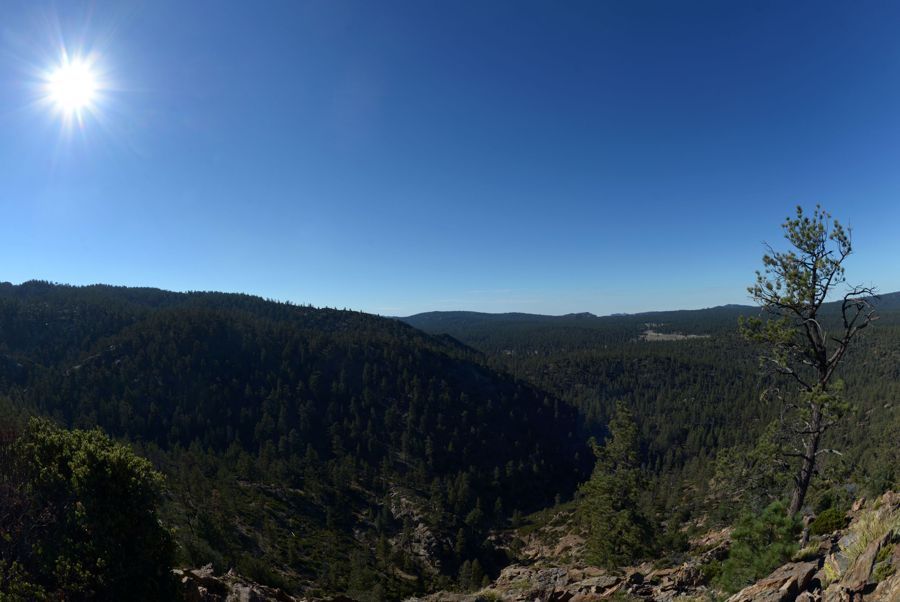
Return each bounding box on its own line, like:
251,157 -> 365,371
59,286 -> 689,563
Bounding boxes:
2,1 -> 899,316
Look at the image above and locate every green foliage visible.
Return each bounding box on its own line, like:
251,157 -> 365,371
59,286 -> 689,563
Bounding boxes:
745,205 -> 851,320
0,562 -> 48,602
457,558 -> 486,592
699,559 -> 722,584
873,560 -> 895,583
474,589 -> 503,602
0,418 -> 176,600
740,206 -> 877,514
656,524 -> 690,559
822,560 -> 841,586
809,507 -> 849,536
710,421 -> 790,519
3,280 -> 900,596
579,402 -> 654,568
407,295 -> 900,527
873,543 -> 896,582
0,282 -> 588,595
792,542 -> 821,562
833,504 -> 900,577
714,501 -> 800,594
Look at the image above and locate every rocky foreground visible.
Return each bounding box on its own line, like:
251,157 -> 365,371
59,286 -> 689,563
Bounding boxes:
175,565 -> 299,602
722,495 -> 900,602
408,491 -> 900,602
177,491 -> 900,602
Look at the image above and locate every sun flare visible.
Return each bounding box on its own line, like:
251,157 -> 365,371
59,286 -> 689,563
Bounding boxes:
43,53 -> 101,123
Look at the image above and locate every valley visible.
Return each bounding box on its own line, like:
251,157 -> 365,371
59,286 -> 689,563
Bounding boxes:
2,281 -> 899,600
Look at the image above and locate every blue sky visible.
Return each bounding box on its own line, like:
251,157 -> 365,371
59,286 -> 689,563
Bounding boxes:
2,1 -> 899,315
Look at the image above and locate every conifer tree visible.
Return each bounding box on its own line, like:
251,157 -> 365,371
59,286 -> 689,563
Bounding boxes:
741,206 -> 876,515
579,401 -> 653,568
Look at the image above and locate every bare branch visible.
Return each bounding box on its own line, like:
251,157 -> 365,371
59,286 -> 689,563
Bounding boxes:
815,448 -> 843,457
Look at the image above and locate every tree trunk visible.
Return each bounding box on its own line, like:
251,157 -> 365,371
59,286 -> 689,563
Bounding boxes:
788,406 -> 822,516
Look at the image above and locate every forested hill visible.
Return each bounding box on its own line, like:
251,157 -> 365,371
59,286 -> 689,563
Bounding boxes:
403,294 -> 900,520
4,281 -> 898,598
402,293 -> 900,354
402,305 -> 755,353
0,281 -> 589,598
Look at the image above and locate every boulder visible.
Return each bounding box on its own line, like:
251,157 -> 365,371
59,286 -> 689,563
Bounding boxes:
871,571 -> 900,601
570,574 -> 620,594
726,561 -> 819,602
821,584 -> 852,602
879,491 -> 900,513
841,530 -> 894,592
175,566 -> 297,602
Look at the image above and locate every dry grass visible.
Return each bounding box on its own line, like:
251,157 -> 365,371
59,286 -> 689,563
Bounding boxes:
840,506 -> 900,565
823,502 -> 900,585
791,542 -> 821,562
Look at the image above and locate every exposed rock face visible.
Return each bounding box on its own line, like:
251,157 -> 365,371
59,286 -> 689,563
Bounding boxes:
175,565 -> 297,602
389,487 -> 451,575
407,560 -> 719,602
725,561 -> 819,602
407,491 -> 900,602
871,572 -> 900,601
839,530 -> 893,592
727,491 -> 900,602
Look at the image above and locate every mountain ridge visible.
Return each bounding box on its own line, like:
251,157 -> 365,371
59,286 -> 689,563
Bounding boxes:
0,280 -> 590,597
402,290 -> 900,324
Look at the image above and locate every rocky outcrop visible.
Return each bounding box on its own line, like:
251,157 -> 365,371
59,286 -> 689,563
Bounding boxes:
725,561 -> 819,602
175,565 -> 297,602
870,572 -> 900,601
407,560 -> 718,602
408,492 -> 900,602
389,487 -> 452,575
727,491 -> 900,602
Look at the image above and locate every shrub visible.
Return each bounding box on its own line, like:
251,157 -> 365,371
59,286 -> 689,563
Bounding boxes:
873,554 -> 896,583
0,418 -> 176,600
873,544 -> 896,583
822,504 -> 900,584
809,507 -> 849,536
714,501 -> 800,594
700,559 -> 722,584
792,543 -> 821,562
474,589 -> 503,602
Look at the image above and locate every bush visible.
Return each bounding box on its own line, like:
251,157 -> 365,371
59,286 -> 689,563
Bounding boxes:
792,543 -> 821,562
474,589 -> 503,602
714,501 -> 800,594
809,507 -> 849,536
0,418 -> 176,600
873,545 -> 896,583
700,559 -> 722,583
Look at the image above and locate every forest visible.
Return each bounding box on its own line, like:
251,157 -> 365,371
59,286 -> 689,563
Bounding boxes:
0,278 -> 898,599
0,281 -> 588,599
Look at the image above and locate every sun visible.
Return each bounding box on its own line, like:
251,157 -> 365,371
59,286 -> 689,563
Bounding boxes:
43,53 -> 101,123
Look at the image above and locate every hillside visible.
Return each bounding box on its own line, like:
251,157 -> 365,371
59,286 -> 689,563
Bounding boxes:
0,281 -> 589,599
402,306 -> 753,353
404,295 -> 900,521
410,490 -> 900,601
402,293 -> 900,353
399,295 -> 900,602
3,282 -> 899,600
